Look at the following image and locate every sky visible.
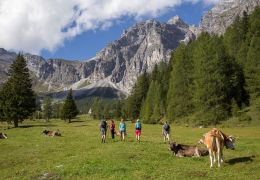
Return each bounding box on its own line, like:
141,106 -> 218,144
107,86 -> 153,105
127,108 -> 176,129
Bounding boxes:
0,0 -> 220,61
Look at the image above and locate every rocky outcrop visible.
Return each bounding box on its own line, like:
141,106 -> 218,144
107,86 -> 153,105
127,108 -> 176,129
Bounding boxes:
200,0 -> 260,35
0,17 -> 195,97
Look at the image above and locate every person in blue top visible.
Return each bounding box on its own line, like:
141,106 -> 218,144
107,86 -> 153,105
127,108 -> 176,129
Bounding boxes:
119,118 -> 126,141
135,119 -> 142,142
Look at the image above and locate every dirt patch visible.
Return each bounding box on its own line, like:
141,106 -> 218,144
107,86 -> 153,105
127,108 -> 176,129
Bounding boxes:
35,172 -> 61,180
186,171 -> 207,177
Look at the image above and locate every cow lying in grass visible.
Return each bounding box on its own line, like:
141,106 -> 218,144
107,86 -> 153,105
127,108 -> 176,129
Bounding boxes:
169,142 -> 208,157
198,128 -> 236,168
42,130 -> 61,137
0,132 -> 7,139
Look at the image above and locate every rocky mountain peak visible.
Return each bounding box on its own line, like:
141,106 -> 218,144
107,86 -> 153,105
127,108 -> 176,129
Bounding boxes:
200,0 -> 260,34
167,15 -> 189,28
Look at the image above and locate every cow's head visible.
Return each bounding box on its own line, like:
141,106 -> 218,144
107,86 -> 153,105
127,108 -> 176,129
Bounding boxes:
169,142 -> 178,154
42,130 -> 48,135
225,136 -> 236,150
198,134 -> 206,144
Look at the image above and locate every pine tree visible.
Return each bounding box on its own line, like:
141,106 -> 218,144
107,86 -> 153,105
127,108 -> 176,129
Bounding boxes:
0,54 -> 36,127
61,89 -> 79,123
192,34 -> 230,125
224,16 -> 246,58
126,71 -> 149,119
42,96 -> 52,122
245,35 -> 260,98
141,81 -> 162,124
92,97 -> 101,119
114,100 -> 122,118
166,43 -> 193,121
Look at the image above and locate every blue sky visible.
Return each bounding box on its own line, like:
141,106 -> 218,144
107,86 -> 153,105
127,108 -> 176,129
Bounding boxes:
41,2 -> 213,61
0,0 -> 217,60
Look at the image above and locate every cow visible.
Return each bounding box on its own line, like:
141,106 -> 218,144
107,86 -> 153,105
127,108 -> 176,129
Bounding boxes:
169,142 -> 209,157
0,132 -> 7,139
198,128 -> 236,168
42,130 -> 61,137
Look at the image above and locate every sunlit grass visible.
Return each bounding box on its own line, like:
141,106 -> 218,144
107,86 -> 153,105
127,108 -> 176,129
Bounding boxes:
0,115 -> 259,179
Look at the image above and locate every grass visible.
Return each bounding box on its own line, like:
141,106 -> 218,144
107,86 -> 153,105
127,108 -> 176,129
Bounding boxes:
0,115 -> 260,179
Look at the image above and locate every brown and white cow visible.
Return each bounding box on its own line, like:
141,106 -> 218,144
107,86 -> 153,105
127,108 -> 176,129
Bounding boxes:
198,128 -> 236,168
169,142 -> 209,157
42,130 -> 61,137
0,132 -> 7,139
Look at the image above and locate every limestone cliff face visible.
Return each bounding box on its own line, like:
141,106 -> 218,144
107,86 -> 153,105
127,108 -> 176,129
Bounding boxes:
88,18 -> 195,93
199,0 -> 260,35
0,17 -> 194,96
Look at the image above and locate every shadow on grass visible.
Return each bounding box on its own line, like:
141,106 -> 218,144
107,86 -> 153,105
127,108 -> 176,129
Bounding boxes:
19,124 -> 57,128
68,120 -> 86,123
226,156 -> 255,165
73,124 -> 89,127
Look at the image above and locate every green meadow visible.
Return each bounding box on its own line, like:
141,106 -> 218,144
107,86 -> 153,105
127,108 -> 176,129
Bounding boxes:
0,116 -> 260,179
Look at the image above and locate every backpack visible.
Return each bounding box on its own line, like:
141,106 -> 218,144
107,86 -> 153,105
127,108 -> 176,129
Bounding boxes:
135,122 -> 141,130
163,124 -> 170,131
100,120 -> 106,129
120,122 -> 126,130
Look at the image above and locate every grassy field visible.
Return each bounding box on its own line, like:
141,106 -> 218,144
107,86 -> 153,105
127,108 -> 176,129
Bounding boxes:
0,116 -> 260,179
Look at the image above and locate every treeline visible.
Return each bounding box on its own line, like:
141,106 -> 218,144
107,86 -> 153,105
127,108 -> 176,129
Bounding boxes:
103,7 -> 260,125
0,53 -> 79,127
33,89 -> 79,123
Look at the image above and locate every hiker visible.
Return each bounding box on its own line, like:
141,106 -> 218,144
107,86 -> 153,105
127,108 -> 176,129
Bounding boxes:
119,118 -> 126,141
162,121 -> 170,143
135,119 -> 142,142
100,119 -> 107,143
110,119 -> 116,139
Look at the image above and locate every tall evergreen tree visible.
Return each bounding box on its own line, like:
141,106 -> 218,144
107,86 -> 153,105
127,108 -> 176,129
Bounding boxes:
192,34 -> 231,125
141,81 -> 162,124
166,43 -> 193,121
0,54 -> 36,127
245,35 -> 260,98
126,71 -> 149,119
92,97 -> 102,119
42,96 -> 52,122
61,89 -> 79,123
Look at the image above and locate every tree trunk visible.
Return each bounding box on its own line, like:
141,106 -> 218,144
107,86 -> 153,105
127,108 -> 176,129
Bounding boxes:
68,119 -> 71,123
14,119 -> 18,128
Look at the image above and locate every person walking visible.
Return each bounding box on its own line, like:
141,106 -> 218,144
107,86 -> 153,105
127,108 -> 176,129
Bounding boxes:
119,118 -> 126,141
135,119 -> 142,142
100,119 -> 107,143
110,119 -> 115,139
162,121 -> 170,143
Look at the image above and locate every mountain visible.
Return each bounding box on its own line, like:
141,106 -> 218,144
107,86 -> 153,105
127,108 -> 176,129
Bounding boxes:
200,0 -> 260,35
0,17 -> 195,98
1,0 -> 260,99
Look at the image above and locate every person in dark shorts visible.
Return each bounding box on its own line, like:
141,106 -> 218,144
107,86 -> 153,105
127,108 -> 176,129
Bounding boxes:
100,119 -> 107,143
110,119 -> 115,139
162,121 -> 170,143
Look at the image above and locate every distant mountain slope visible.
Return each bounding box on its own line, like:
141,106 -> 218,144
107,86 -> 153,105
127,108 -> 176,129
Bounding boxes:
200,0 -> 260,35
0,17 -> 195,98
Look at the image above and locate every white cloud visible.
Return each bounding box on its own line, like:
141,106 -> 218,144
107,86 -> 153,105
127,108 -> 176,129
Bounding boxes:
0,0 -> 220,54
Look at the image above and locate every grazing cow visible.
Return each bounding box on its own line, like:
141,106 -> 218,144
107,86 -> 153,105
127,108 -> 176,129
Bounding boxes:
0,132 -> 7,139
169,142 -> 209,157
198,128 -> 236,168
42,130 -> 61,137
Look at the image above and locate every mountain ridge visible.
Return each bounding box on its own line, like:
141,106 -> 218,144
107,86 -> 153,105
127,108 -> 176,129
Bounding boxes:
0,0 -> 259,99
